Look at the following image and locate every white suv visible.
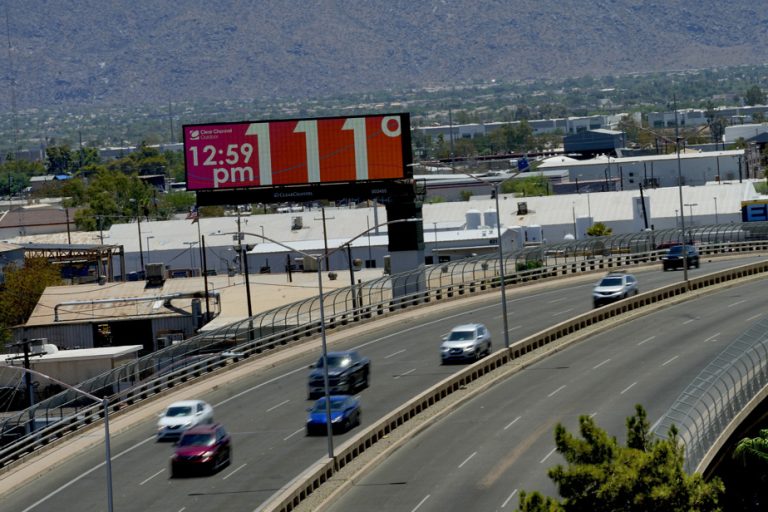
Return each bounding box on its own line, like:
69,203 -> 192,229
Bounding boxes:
157,399 -> 214,441
440,323 -> 492,364
592,272 -> 638,308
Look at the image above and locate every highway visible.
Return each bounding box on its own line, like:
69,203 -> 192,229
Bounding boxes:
324,274 -> 768,512
3,255 -> 763,512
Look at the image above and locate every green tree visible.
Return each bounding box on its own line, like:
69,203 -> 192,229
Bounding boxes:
586,222 -> 612,236
0,258 -> 63,341
517,405 -> 724,512
733,429 -> 768,467
45,145 -> 76,174
502,175 -> 549,196
745,85 -> 766,106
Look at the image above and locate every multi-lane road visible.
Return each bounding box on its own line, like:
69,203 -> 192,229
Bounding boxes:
3,255 -> 764,512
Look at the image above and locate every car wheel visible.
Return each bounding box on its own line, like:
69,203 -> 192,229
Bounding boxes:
486,342 -> 492,356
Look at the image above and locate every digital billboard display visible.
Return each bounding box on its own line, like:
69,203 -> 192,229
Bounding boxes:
183,113 -> 411,191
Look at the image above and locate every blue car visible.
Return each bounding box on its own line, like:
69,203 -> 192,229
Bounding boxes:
306,395 -> 361,436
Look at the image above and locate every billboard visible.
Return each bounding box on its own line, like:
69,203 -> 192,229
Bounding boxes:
183,113 -> 411,191
742,200 -> 768,222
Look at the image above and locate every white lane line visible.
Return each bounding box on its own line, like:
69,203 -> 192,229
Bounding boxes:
222,463 -> 247,480
552,308 -> 575,316
728,299 -> 747,308
284,428 -> 304,441
394,368 -> 416,379
501,489 -> 518,508
589,412 -> 598,418
662,355 -> 679,367
411,494 -> 430,512
548,297 -> 567,304
458,451 -> 477,468
385,349 -> 406,359
504,416 -> 521,430
540,447 -> 557,463
703,333 -> 720,343
620,382 -> 637,395
650,417 -> 662,432
747,313 -> 763,322
19,435 -> 156,512
682,318 -> 696,325
177,508 -> 186,512
508,324 -> 522,332
266,399 -> 290,412
548,385 -> 566,397
592,359 -> 610,369
139,468 -> 165,486
637,335 -> 656,345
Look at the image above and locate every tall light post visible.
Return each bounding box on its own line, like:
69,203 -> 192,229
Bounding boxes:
8,366 -> 114,512
228,217 -> 419,459
673,95 -> 690,284
416,163 -> 511,349
684,203 -> 698,225
713,197 -> 719,224
146,235 -> 154,264
129,198 -> 145,273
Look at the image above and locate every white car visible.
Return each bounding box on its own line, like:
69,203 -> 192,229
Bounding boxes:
157,399 -> 214,441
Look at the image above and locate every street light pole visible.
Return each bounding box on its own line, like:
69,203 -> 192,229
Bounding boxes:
8,366 -> 114,512
673,95 -> 689,284
227,217 -> 420,460
714,197 -> 719,224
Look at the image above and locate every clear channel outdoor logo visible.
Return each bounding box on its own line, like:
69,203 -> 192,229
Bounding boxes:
189,130 -> 200,140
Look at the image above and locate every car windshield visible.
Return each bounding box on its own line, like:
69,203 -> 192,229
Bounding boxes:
177,433 -> 215,447
165,406 -> 193,417
599,277 -> 623,286
312,398 -> 349,412
316,355 -> 351,368
447,330 -> 475,341
667,245 -> 692,254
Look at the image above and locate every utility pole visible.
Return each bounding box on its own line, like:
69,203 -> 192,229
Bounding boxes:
314,207 -> 334,270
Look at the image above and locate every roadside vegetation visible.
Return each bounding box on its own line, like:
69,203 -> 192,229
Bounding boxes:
516,405 -> 724,512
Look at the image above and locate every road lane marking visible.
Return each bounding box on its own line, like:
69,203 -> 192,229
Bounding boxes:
592,359 -> 610,369
589,412 -> 597,418
747,313 -> 763,322
177,508 -> 186,512
458,451 -> 477,468
540,447 -> 557,463
19,436 -> 156,512
411,494 -> 430,512
548,385 -> 566,397
728,299 -> 747,308
637,335 -> 656,345
703,333 -> 720,343
504,416 -> 521,430
139,468 -> 165,485
394,368 -> 416,379
552,308 -> 574,316
548,297 -> 567,304
222,463 -> 247,480
662,355 -> 679,366
385,349 -> 406,359
267,399 -> 290,412
620,382 -> 637,395
501,489 -> 518,508
682,318 -> 696,325
284,428 -> 304,441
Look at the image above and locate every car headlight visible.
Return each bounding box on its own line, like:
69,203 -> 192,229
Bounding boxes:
441,346 -> 450,352
201,451 -> 215,459
464,347 -> 475,353
332,416 -> 344,423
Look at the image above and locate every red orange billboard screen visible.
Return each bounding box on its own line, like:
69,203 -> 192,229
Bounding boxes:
183,113 -> 411,191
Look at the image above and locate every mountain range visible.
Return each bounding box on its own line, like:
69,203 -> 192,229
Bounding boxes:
3,1 -> 768,110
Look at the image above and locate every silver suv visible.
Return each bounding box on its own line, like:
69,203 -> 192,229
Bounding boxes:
592,271 -> 638,308
440,323 -> 492,364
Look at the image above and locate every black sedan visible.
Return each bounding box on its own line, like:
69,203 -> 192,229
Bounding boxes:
307,350 -> 370,399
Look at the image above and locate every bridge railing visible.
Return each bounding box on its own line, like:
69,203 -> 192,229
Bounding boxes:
652,316 -> 768,473
259,257 -> 768,512
1,223 -> 768,470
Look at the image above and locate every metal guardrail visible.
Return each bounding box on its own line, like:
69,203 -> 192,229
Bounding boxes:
652,316 -> 768,473
2,223 -> 768,470
259,258 -> 768,512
